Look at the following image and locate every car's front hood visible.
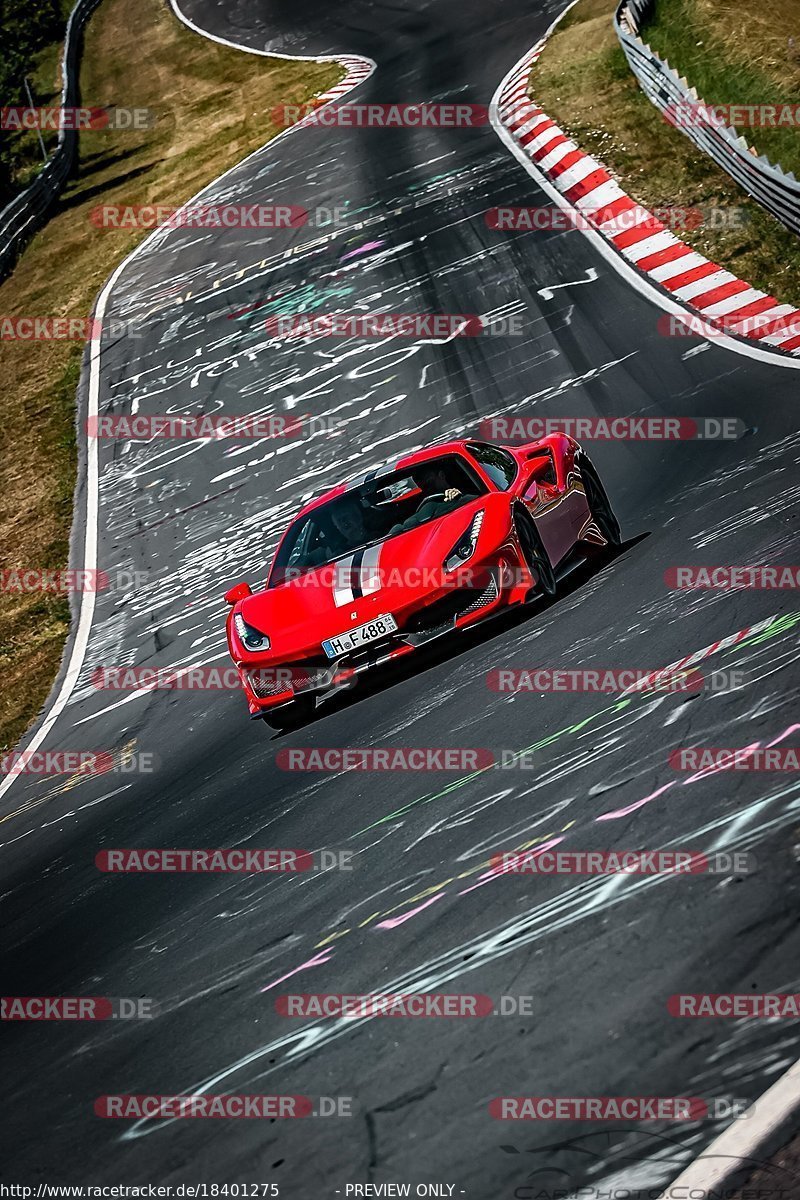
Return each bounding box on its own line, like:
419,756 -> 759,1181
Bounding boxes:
239,497 -> 490,656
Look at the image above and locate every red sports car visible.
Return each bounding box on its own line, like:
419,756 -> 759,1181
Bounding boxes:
223,436 -> 620,728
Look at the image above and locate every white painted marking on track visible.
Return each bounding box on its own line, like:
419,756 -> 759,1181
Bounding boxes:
73,650 -> 231,724
0,7 -> 375,806
537,268 -> 599,301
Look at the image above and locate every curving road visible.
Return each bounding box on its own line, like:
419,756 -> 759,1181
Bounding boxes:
2,0 -> 800,1193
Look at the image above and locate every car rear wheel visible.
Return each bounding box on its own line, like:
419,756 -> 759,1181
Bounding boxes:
260,694 -> 316,730
515,508 -> 557,599
579,454 -> 621,548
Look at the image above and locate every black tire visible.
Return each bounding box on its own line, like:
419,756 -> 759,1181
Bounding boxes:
579,454 -> 621,548
515,508 -> 557,599
261,694 -> 316,730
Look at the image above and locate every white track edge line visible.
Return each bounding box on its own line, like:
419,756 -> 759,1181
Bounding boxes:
0,9 -> 375,804
666,1057 -> 800,1192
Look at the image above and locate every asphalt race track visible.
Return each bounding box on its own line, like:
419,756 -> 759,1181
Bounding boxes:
2,0 -> 800,1193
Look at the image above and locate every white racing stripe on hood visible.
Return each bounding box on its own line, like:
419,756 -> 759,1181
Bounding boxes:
360,544 -> 383,595
333,555 -> 356,607
332,545 -> 384,607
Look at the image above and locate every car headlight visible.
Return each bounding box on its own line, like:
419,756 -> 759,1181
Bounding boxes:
443,510 -> 484,574
234,612 -> 271,652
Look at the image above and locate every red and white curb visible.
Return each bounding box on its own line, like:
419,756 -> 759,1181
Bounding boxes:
297,56 -> 374,116
620,613 -> 778,695
494,35 -> 800,358
167,1 -> 375,112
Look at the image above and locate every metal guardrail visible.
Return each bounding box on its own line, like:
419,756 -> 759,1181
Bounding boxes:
614,0 -> 800,236
0,0 -> 103,281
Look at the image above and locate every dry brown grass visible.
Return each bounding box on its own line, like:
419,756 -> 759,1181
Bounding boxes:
0,0 -> 342,753
656,0 -> 800,91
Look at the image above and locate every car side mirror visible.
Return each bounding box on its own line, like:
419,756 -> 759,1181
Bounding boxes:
224,581 -> 252,605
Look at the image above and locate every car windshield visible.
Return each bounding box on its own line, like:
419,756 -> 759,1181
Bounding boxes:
269,454 -> 486,586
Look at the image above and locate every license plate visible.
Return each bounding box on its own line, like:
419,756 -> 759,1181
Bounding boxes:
322,614 -> 398,659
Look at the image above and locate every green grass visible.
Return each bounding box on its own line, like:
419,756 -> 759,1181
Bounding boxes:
643,0 -> 800,177
8,39 -> 65,186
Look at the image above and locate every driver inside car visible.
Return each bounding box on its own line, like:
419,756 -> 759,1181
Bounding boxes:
411,463 -> 469,520
324,493 -> 370,558
286,494 -> 367,574
386,462 -> 476,536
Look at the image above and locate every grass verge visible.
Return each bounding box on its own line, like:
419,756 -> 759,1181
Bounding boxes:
0,0 -> 343,754
643,0 -> 800,178
531,0 -> 800,309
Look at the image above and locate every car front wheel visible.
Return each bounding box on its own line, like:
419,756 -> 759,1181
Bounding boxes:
515,508 -> 557,599
579,454 -> 621,548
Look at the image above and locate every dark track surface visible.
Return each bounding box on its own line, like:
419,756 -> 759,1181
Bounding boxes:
2,0 -> 800,1194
